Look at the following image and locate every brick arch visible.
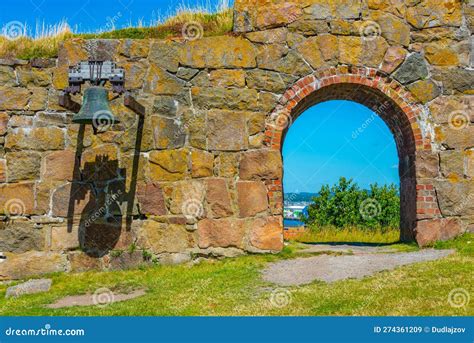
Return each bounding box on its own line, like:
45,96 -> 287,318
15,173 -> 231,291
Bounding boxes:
264,66 -> 439,244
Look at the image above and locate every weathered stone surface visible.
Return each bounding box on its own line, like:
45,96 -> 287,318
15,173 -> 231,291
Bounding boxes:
5,127 -> 65,151
272,50 -> 313,77
42,150 -> 77,181
424,40 -> 466,67
237,181 -> 269,217
0,159 -> 5,182
144,64 -> 184,95
432,68 -> 474,94
416,151 -> 439,178
0,183 -> 35,216
148,149 -> 189,181
5,278 -> 52,298
191,87 -> 258,111
119,39 -> 150,58
191,150 -> 214,178
240,150 -> 282,180
207,110 -> 247,151
435,126 -> 474,150
206,178 -> 233,218
51,183 -> 94,217
50,226 -> 79,251
392,53 -> 429,84
179,36 -> 257,68
0,220 -> 44,253
248,216 -> 283,251
109,251 -> 148,271
68,252 -> 101,272
440,150 -> 463,179
169,181 -> 206,217
136,221 -> 194,254
121,60 -> 148,89
151,116 -> 185,149
0,112 -> 8,135
0,87 -> 30,110
407,79 -> 441,104
245,28 -> 288,43
434,180 -> 474,216
297,35 -> 339,69
428,96 -> 473,124
176,67 -> 199,80
28,87 -> 48,111
406,0 -> 462,29
0,66 -> 16,86
338,36 -> 388,68
210,70 -> 246,88
148,41 -> 179,72
0,251 -> 68,280
256,44 -> 289,69
246,70 -> 295,93
372,12 -> 410,47
6,151 -> 41,182
381,46 -> 407,74
416,218 -> 463,247
153,96 -> 184,117
136,182 -> 167,216
216,153 -> 239,178
17,67 -> 51,86
466,151 -> 474,178
197,218 -> 245,249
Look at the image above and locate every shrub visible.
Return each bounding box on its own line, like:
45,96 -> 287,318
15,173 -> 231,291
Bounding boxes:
302,177 -> 400,230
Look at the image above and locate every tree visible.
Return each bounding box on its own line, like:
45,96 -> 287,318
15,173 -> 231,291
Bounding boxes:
302,177 -> 400,230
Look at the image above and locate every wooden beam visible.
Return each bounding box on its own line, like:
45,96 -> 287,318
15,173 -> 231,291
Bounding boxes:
58,92 -> 81,113
124,93 -> 146,117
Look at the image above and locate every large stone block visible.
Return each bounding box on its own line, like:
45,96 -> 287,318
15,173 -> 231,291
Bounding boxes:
136,220 -> 194,254
207,110 -> 248,151
247,216 -> 283,251
5,127 -> 65,151
416,218 -> 463,247
0,182 -> 35,216
169,181 -> 206,217
51,183 -> 95,217
297,35 -> 339,69
179,36 -> 257,68
237,181 -> 269,217
0,251 -> 68,280
0,87 -> 30,110
5,151 -> 41,182
392,53 -> 429,84
206,178 -> 233,218
0,220 -> 45,253
144,64 -> 185,95
240,150 -> 282,180
246,69 -> 296,93
148,149 -> 189,181
197,218 -> 245,249
434,180 -> 474,216
151,116 -> 186,149
191,150 -> 214,178
42,150 -> 78,181
406,0 -> 463,29
191,87 -> 259,111
136,182 -> 167,216
50,225 -> 80,251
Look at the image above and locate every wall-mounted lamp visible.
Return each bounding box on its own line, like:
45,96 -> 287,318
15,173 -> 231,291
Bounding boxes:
59,60 -> 145,133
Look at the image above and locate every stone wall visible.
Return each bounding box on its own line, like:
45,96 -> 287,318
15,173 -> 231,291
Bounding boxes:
0,0 -> 473,279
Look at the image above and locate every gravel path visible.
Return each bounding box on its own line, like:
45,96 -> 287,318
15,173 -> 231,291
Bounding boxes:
262,248 -> 454,286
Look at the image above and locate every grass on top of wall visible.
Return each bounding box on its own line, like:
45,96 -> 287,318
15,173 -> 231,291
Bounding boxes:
0,2 -> 233,60
0,234 -> 472,316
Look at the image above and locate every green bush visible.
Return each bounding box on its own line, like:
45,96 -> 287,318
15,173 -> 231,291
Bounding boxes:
303,177 -> 400,230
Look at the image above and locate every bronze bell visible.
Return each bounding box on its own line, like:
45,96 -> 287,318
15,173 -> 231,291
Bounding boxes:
72,87 -> 120,131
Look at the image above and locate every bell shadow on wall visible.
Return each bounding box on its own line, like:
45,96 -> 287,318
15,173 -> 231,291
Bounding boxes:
66,114 -> 145,258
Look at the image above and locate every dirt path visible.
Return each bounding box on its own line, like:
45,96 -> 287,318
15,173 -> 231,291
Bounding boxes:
262,245 -> 454,286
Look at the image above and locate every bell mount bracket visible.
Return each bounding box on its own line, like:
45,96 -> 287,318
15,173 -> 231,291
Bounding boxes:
59,60 -> 145,117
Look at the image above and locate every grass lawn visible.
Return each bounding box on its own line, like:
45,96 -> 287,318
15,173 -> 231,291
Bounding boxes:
0,234 -> 472,316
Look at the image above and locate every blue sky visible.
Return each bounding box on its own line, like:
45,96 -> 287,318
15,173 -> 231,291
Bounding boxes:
0,1 -> 399,193
283,100 -> 399,193
0,0 -> 231,34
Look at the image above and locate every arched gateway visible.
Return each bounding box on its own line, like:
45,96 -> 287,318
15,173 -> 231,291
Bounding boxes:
0,0 -> 472,278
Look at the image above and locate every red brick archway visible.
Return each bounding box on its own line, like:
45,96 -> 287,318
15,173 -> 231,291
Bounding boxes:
264,66 -> 440,243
